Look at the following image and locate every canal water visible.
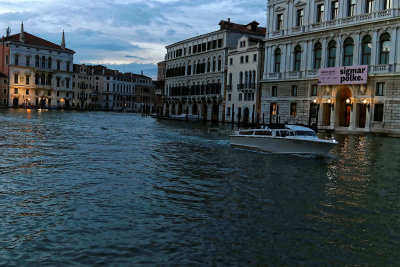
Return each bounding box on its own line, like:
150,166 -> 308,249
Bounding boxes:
0,109 -> 399,266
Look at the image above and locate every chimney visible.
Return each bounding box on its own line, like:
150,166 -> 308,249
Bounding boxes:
61,30 -> 66,50
19,22 -> 25,43
141,70 -> 143,76
228,18 -> 230,23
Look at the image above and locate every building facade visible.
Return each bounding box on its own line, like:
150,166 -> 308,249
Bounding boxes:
261,0 -> 400,134
163,20 -> 266,121
225,34 -> 265,124
0,73 -> 7,106
0,24 -> 74,109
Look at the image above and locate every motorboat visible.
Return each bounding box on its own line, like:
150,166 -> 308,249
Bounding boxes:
169,114 -> 199,121
229,125 -> 338,155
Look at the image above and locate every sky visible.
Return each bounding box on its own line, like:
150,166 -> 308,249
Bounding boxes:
0,0 -> 266,78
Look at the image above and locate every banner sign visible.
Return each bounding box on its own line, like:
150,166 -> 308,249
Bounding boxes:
318,65 -> 368,85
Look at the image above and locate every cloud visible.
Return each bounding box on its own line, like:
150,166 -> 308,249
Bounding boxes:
0,0 -> 266,75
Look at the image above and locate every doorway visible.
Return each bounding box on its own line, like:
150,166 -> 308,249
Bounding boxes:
357,104 -> 367,128
337,87 -> 352,127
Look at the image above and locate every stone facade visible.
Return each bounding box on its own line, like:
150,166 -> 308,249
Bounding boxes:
0,24 -> 74,109
163,20 -> 266,121
262,0 -> 400,134
225,34 -> 265,124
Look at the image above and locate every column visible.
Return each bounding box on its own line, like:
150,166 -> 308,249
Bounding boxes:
389,27 -> 397,65
371,30 -> 379,66
336,36 -> 342,67
321,38 -> 328,67
353,33 -> 361,65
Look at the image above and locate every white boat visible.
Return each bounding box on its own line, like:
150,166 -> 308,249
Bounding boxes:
229,125 -> 338,155
169,114 -> 199,121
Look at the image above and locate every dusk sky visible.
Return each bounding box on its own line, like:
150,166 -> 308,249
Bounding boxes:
0,0 -> 266,78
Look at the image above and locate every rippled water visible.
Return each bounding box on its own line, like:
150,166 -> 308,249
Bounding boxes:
0,109 -> 399,266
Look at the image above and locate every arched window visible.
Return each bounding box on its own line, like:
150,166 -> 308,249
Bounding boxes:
213,57 -> 216,72
245,71 -> 249,87
379,33 -> 391,65
274,48 -> 281,73
361,35 -> 372,65
41,56 -> 46,68
35,55 -> 39,67
35,73 -> 39,84
294,45 -> 301,71
41,73 -> 45,85
253,70 -> 256,87
193,60 -> 197,74
228,73 -> 232,86
207,58 -> 211,72
313,42 -> 322,69
343,37 -> 354,66
187,61 -> 192,76
48,57 -> 52,69
239,72 -> 243,86
218,56 -> 222,71
327,40 -> 336,67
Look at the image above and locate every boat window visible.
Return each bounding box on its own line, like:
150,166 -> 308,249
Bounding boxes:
254,130 -> 272,136
239,131 -> 254,135
280,131 -> 289,137
295,131 -> 317,137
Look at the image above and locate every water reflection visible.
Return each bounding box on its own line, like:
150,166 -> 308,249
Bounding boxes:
0,109 -> 399,265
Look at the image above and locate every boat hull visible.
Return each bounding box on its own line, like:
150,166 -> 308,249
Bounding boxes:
229,135 -> 336,155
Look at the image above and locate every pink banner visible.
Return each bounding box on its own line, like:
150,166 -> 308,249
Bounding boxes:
318,65 -> 368,85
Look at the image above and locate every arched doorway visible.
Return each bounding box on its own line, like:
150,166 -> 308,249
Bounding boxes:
243,108 -> 250,124
211,103 -> 219,122
201,104 -> 208,121
192,104 -> 198,115
165,104 -> 170,116
13,98 -> 18,108
178,103 -> 183,115
337,87 -> 352,127
40,97 -> 46,109
185,106 -> 189,115
171,104 -> 176,115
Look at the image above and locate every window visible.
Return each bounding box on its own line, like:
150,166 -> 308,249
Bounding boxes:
5,55 -> 9,65
35,74 -> 39,85
26,75 -> 30,85
382,0 -> 391,9
245,55 -> 249,63
218,38 -> 223,48
239,94 -> 242,101
379,33 -> 391,65
366,0 -> 374,13
26,56 -> 30,66
26,89 -> 29,95
272,86 -> 278,97
48,58 -> 52,69
229,58 -> 233,65
290,103 -> 297,116
376,82 -> 385,96
311,85 -> 318,96
331,1 -> 339,20
361,35 -> 372,65
218,56 -> 222,71
57,61 -> 61,70
14,73 -> 18,84
227,107 -> 231,116
296,9 -> 304,26
14,88 -> 18,94
314,42 -> 322,69
228,94 -> 231,101
41,56 -> 46,68
343,38 -> 354,66
277,14 -> 283,30
374,104 -> 384,122
56,77 -> 60,87
291,85 -> 297,97
317,4 -> 324,22
328,40 -> 336,67
253,54 -> 257,62
348,0 -> 356,17
274,48 -> 281,72
294,45 -> 301,71
14,55 -> 19,65
41,74 -> 45,85
66,79 -> 70,88
240,56 -> 244,63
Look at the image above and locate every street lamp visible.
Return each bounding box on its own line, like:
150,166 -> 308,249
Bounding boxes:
362,98 -> 370,111
327,98 -> 334,110
346,98 -> 353,111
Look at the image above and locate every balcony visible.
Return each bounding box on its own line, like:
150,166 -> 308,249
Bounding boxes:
288,71 -> 302,79
237,84 -> 244,90
268,73 -> 281,79
291,26 -> 304,33
272,30 -> 283,37
307,69 -> 318,77
370,64 -> 393,73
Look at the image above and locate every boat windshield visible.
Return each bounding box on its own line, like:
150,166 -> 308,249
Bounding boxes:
239,131 -> 254,135
295,131 -> 317,137
254,130 -> 272,136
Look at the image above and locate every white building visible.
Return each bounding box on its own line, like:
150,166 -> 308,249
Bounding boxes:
261,0 -> 400,135
163,20 -> 266,122
226,34 -> 265,124
0,23 -> 75,109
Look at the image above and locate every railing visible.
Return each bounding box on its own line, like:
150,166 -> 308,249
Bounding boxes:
307,69 -> 318,76
288,71 -> 302,78
371,64 -> 392,73
268,73 -> 281,79
237,84 -> 244,90
272,30 -> 283,37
